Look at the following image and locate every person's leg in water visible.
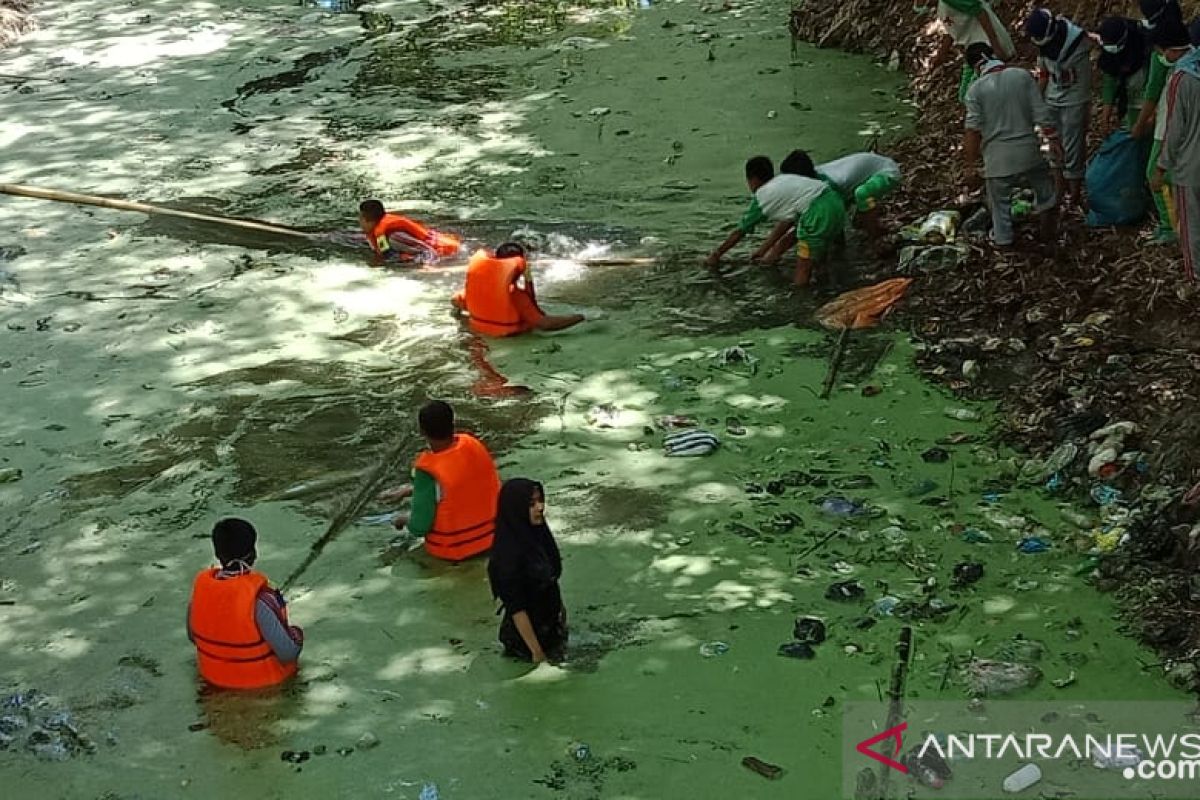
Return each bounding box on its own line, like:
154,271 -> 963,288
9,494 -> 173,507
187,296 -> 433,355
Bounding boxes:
513,287 -> 583,333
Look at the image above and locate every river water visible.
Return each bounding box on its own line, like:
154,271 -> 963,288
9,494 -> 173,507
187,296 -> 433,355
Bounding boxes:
0,1 -> 1187,798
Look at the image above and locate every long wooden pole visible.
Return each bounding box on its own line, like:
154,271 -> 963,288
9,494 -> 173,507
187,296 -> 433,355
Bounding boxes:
0,183 -> 316,239
280,433 -> 414,592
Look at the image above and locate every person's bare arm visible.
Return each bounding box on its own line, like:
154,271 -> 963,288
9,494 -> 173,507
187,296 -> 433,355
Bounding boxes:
511,611 -> 546,663
705,229 -> 744,267
976,8 -> 1011,60
751,220 -> 794,261
1132,100 -> 1157,140
963,128 -> 984,191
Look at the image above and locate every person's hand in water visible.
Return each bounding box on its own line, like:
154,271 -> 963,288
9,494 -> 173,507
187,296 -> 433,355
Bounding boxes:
377,484 -> 413,503
391,513 -> 410,531
703,252 -> 721,269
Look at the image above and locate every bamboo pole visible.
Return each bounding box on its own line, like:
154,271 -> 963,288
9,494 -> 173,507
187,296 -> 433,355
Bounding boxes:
0,183 -> 316,239
820,326 -> 851,399
279,433 -> 415,592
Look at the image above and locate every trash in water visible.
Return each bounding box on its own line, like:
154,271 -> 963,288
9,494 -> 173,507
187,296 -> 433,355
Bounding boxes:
569,741 -> 591,761
281,750 -> 310,764
699,641 -> 729,657
1044,473 -> 1064,492
1002,763 -> 1042,793
861,385 -> 882,397
820,497 -> 865,516
664,429 -> 719,457
966,659 -> 1042,696
961,528 -> 993,544
1092,744 -> 1142,769
792,616 -> 826,644
1051,671 -> 1077,689
725,417 -> 746,436
921,447 -> 950,463
777,641 -> 816,659
980,490 -> 1003,504
907,479 -> 938,497
355,731 -> 380,750
0,468 -> 22,484
586,403 -> 630,428
419,782 -> 440,800
656,414 -> 697,429
944,407 -> 981,422
717,345 -> 758,373
898,244 -> 968,273
358,512 -> 398,526
1017,537 -> 1050,554
904,748 -> 951,788
871,596 -> 900,616
953,562 -> 985,585
826,580 -> 866,601
741,755 -> 784,780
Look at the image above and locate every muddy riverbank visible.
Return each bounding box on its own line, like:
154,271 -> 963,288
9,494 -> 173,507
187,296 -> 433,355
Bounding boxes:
791,0 -> 1200,683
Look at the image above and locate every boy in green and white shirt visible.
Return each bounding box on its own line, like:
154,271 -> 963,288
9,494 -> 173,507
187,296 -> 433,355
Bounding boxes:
705,156 -> 846,287
782,149 -> 902,240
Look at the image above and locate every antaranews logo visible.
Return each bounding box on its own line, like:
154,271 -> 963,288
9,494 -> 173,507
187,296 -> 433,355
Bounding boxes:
843,700 -> 1200,799
855,722 -> 908,774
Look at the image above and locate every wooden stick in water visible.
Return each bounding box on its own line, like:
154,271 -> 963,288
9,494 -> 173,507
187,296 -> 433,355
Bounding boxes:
280,433 -> 414,592
820,327 -> 852,399
0,183 -> 317,239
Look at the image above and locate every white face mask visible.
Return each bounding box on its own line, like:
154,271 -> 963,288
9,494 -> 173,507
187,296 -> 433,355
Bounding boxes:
1103,43 -> 1124,55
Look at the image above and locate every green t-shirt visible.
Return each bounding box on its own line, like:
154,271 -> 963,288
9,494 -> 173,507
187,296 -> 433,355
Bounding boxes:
407,467 -> 438,536
1144,51 -> 1171,104
736,197 -> 766,234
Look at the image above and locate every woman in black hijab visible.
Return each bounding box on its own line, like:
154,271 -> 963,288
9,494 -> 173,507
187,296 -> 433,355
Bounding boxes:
487,479 -> 567,663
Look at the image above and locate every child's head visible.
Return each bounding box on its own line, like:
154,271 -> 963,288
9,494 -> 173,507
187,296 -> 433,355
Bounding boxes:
212,517 -> 258,569
744,156 -> 774,191
495,242 -> 526,260
965,42 -> 995,72
358,199 -> 386,230
780,149 -> 817,179
418,399 -> 455,443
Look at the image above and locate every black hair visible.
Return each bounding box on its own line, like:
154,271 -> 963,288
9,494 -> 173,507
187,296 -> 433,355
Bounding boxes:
780,149 -> 817,179
418,400 -> 455,440
495,242 -> 526,259
965,42 -> 995,69
212,518 -> 257,567
744,156 -> 774,184
1151,17 -> 1192,48
358,199 -> 386,223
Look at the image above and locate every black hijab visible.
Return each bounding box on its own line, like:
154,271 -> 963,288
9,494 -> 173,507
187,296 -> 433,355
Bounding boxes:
487,479 -> 561,600
1098,17 -> 1151,79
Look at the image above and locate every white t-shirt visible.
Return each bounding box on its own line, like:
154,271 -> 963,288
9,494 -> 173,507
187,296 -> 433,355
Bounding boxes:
938,1 -> 1015,59
755,174 -> 828,221
817,153 -> 901,195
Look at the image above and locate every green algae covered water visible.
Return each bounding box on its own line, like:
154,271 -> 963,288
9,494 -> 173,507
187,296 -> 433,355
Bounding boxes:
0,1 -> 1188,798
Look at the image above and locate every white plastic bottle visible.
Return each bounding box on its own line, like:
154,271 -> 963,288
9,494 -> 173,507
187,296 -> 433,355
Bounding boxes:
1003,763 -> 1042,793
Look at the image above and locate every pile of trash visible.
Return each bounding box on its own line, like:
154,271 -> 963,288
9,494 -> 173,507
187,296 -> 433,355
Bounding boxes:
0,689 -> 98,761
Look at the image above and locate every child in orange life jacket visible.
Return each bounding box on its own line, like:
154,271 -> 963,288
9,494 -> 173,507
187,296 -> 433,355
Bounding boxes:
187,518 -> 303,690
451,242 -> 584,336
357,199 -> 462,264
377,400 -> 502,562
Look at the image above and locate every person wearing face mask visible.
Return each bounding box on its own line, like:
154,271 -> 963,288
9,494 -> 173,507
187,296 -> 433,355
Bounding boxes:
1024,8 -> 1093,209
187,518 -> 304,689
1134,1 -> 1187,245
1158,22 -> 1200,281
487,479 -> 567,664
1097,17 -> 1154,131
962,42 -> 1061,249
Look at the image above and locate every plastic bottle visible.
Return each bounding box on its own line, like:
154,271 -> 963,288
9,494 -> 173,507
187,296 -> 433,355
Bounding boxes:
918,211 -> 960,244
1002,763 -> 1041,793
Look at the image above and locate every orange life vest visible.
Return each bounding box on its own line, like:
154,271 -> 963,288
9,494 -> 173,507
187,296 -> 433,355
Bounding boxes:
413,433 -> 501,561
188,569 -> 298,690
371,213 -> 461,258
463,249 -> 528,337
